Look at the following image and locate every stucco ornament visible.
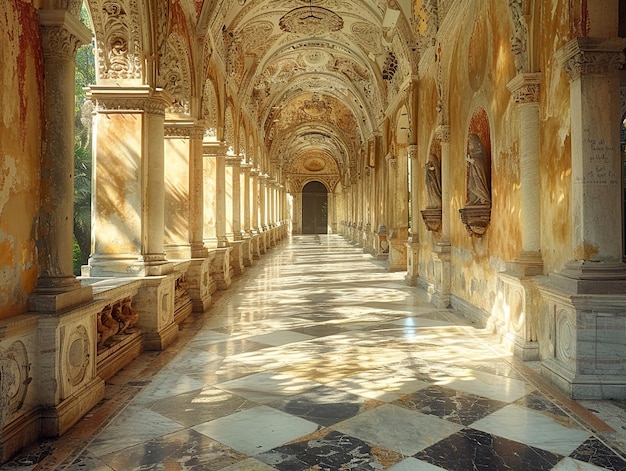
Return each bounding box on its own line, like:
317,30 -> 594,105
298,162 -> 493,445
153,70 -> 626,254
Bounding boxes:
509,0 -> 529,74
279,3 -> 344,36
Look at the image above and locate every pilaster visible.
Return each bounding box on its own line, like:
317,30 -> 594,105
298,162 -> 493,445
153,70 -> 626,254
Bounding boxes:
539,37 -> 626,398
85,86 -> 173,277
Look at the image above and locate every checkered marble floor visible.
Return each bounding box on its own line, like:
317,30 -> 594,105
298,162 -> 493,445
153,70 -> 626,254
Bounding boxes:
3,235 -> 626,470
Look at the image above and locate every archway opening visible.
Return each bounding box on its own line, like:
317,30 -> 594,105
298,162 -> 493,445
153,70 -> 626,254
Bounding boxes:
302,181 -> 328,234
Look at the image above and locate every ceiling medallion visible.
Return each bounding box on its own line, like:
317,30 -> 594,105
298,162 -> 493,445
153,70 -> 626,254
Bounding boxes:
279,1 -> 343,36
304,157 -> 327,172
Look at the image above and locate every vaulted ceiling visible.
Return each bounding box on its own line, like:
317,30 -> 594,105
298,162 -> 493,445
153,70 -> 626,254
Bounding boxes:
197,0 -> 417,189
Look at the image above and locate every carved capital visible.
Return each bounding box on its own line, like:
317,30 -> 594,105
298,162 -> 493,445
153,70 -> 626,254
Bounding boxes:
507,72 -> 541,104
435,125 -> 450,143
225,156 -> 243,167
386,154 -> 398,169
408,144 -> 419,160
39,10 -> 92,60
88,86 -> 171,115
558,37 -> 626,81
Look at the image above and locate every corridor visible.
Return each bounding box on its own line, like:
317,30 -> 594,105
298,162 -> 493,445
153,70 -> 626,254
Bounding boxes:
4,235 -> 626,470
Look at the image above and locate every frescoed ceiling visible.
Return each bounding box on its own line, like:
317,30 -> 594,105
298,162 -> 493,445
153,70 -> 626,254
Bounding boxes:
197,0 -> 416,188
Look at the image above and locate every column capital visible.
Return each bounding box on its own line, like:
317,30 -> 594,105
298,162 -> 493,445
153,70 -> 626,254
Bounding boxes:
164,119 -> 202,138
87,85 -> 172,115
202,141 -> 228,156
435,125 -> 450,143
558,37 -> 626,81
408,144 -> 419,160
385,153 -> 397,169
507,72 -> 541,104
39,10 -> 92,60
225,155 -> 243,167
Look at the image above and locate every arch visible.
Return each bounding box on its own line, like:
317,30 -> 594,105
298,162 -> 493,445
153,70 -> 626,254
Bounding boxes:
302,181 -> 328,234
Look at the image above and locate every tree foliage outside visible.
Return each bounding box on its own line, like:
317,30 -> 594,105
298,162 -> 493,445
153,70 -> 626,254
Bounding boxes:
73,5 -> 95,274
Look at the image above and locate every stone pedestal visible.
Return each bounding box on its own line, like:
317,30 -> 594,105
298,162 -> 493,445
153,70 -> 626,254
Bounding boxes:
388,227 -> 408,272
38,304 -> 106,437
229,240 -> 246,276
431,241 -> 451,308
405,236 -> 420,286
250,233 -> 262,260
374,226 -> 389,260
185,258 -> 211,312
210,247 -> 233,290
133,274 -> 178,351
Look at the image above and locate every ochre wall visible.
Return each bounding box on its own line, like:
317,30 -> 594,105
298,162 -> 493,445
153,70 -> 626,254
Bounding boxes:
415,0 -> 576,314
0,1 -> 43,320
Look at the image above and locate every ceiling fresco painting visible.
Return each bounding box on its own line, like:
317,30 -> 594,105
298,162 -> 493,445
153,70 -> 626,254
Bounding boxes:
197,0 -> 416,191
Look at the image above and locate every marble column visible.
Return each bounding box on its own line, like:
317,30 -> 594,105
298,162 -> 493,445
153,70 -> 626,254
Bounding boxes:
203,142 -> 232,289
495,74 -> 543,360
29,10 -> 94,312
539,38 -> 626,399
250,169 -> 262,259
241,163 -> 255,266
431,125 -> 451,308
405,145 -> 420,286
164,121 -> 211,311
226,156 -> 245,275
387,152 -> 408,272
259,174 -> 269,252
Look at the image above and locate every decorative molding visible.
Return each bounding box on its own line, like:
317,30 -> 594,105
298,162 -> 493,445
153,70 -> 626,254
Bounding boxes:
509,0 -> 529,74
558,37 -> 626,81
39,10 -> 92,60
507,72 -> 541,104
87,0 -> 143,80
435,125 -> 450,143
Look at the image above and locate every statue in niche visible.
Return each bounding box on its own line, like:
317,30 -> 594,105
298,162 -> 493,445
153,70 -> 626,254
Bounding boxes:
466,134 -> 491,205
425,153 -> 442,208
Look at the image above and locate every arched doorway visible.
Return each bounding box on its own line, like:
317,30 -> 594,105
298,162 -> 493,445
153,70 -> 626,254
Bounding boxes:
302,181 -> 328,234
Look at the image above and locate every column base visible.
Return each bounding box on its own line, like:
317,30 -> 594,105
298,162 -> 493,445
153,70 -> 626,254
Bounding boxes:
83,255 -> 173,277
40,376 -> 105,437
186,258 -> 212,312
29,284 -> 93,313
229,240 -> 247,276
537,264 -> 626,399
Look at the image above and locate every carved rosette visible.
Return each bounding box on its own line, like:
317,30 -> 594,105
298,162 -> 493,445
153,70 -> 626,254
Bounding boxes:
87,0 -> 143,81
558,38 -> 626,81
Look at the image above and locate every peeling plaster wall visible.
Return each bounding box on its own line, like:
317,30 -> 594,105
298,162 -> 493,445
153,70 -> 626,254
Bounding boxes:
0,1 -> 42,320
537,0 -> 574,274
416,0 -> 575,315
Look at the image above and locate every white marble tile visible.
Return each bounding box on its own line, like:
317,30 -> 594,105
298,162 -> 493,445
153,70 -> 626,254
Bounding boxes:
216,371 -> 322,403
389,317 -> 454,328
192,405 -> 320,455
388,458 -> 449,471
326,368 -> 430,402
332,404 -> 463,456
134,372 -> 206,405
247,330 -> 314,346
471,404 -> 591,456
550,457 -> 611,470
433,368 -> 532,403
86,406 -> 184,457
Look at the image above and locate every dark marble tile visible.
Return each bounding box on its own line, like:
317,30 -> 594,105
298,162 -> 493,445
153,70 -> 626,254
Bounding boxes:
393,385 -> 507,426
290,324 -> 349,338
268,385 -> 383,426
413,428 -> 562,471
569,437 -> 626,470
149,387 -> 255,426
256,429 -> 402,471
98,428 -> 246,471
514,391 -> 570,418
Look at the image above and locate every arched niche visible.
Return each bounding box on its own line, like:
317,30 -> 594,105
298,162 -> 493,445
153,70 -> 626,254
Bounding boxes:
459,107 -> 492,237
301,181 -> 328,234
